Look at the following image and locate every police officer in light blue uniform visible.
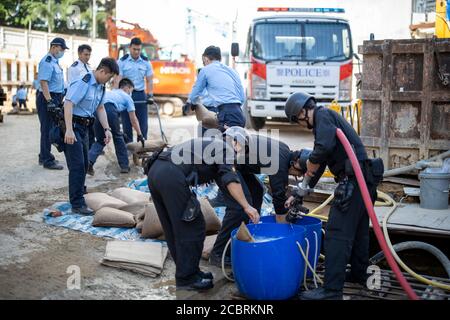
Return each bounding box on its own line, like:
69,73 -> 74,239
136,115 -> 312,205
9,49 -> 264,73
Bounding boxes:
68,44 -> 94,149
67,45 -> 92,84
88,78 -> 145,175
117,37 -> 154,143
37,37 -> 68,170
63,58 -> 119,215
184,46 -> 246,131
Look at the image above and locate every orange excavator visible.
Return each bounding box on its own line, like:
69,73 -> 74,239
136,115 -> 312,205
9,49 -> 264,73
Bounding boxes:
106,17 -> 196,116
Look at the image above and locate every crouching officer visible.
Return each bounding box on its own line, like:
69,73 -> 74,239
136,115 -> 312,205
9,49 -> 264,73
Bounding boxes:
145,137 -> 259,291
37,37 -> 68,170
284,92 -> 384,300
183,46 -> 246,131
88,78 -> 145,175
63,58 -> 119,215
209,127 -> 313,265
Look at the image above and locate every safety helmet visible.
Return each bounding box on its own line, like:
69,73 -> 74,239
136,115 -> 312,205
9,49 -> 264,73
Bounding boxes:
291,149 -> 312,173
223,126 -> 251,147
285,92 -> 316,123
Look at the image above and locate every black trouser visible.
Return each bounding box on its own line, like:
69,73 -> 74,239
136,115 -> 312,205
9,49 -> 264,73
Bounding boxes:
210,172 -> 262,259
323,175 -> 377,292
18,99 -> 27,110
147,160 -> 206,286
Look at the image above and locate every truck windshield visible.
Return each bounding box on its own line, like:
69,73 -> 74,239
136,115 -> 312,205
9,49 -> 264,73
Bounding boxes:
253,22 -> 352,62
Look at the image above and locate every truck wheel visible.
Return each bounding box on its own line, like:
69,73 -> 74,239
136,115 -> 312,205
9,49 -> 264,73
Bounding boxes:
162,98 -> 183,117
251,117 -> 266,130
162,101 -> 175,116
243,101 -> 265,130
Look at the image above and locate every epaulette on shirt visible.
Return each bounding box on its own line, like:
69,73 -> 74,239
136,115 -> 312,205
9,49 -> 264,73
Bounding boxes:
71,61 -> 79,67
120,54 -> 129,61
82,73 -> 92,83
45,55 -> 52,63
140,54 -> 149,61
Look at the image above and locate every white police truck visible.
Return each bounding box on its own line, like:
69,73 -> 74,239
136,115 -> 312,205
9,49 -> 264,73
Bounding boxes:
232,8 -> 354,130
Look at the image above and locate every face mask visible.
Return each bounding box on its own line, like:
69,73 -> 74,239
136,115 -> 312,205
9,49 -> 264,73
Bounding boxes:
55,50 -> 64,59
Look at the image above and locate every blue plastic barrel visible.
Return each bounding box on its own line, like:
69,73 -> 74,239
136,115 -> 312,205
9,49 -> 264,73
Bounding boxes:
260,215 -> 322,278
231,223 -> 306,300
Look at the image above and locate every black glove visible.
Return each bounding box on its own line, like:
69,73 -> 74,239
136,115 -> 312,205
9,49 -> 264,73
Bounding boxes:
332,180 -> 355,212
146,94 -> 154,105
137,134 -> 146,148
182,102 -> 196,116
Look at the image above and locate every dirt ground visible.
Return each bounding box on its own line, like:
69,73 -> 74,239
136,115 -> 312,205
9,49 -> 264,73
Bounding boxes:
0,112 -> 314,300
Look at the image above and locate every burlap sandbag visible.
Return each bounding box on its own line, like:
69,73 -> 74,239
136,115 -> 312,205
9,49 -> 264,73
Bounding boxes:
141,202 -> 164,239
236,222 -> 255,242
120,201 -> 148,217
92,207 -> 136,228
126,140 -> 166,153
112,188 -> 150,205
202,234 -> 218,260
195,104 -> 218,129
85,193 -> 127,211
136,221 -> 144,232
199,198 -> 221,235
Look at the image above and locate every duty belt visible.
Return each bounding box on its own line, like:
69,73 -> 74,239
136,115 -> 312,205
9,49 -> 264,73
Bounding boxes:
73,115 -> 95,127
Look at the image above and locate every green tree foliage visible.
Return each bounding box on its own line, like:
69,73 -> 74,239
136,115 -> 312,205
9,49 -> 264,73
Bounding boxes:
0,0 -> 115,38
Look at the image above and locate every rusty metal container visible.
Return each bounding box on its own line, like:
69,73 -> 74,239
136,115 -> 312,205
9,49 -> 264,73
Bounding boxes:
358,38 -> 450,170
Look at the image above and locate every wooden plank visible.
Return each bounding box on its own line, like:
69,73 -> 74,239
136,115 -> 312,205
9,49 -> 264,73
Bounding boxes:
374,204 -> 450,235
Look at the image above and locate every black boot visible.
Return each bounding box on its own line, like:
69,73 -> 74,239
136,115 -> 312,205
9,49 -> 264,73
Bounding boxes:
345,271 -> 368,286
176,277 -> 214,291
198,270 -> 213,280
300,288 -> 343,300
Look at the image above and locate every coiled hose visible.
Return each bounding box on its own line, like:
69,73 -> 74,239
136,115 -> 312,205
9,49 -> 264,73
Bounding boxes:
370,241 -> 450,279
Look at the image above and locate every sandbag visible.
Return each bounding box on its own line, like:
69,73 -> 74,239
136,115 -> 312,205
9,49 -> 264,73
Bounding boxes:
195,104 -> 218,129
199,198 -> 221,235
141,202 -> 164,239
120,201 -> 148,217
112,188 -> 150,205
136,221 -> 144,232
85,193 -> 127,211
202,235 -> 218,260
236,222 -> 255,242
93,207 -> 136,228
126,140 -> 166,153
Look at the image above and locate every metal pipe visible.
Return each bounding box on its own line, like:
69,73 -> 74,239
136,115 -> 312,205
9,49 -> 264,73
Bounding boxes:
383,150 -> 450,177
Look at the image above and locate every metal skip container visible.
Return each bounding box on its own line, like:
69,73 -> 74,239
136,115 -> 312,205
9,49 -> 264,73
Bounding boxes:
358,38 -> 450,171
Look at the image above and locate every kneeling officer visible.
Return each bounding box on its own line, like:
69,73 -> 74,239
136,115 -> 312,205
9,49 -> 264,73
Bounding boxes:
63,58 -> 119,215
145,137 -> 259,291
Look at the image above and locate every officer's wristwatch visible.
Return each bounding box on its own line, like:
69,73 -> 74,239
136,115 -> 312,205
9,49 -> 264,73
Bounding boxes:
104,128 -> 112,133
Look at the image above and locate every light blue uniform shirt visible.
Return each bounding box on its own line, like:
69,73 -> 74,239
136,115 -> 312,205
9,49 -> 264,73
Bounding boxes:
65,72 -> 105,118
189,61 -> 245,107
38,53 -> 65,93
16,88 -> 27,100
200,89 -> 214,107
118,54 -> 153,91
103,89 -> 135,113
68,60 -> 91,84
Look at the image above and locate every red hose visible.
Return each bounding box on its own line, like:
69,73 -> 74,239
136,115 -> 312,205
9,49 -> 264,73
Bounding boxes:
336,128 -> 419,300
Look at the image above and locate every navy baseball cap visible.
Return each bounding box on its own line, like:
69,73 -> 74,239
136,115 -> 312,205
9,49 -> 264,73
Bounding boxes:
50,37 -> 69,50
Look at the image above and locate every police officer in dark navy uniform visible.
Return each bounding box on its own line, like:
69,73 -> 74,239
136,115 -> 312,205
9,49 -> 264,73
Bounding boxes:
145,138 -> 259,291
208,127 -> 310,266
184,46 -> 246,131
62,58 -> 119,215
117,37 -> 154,143
37,37 -> 68,170
284,92 -> 384,300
